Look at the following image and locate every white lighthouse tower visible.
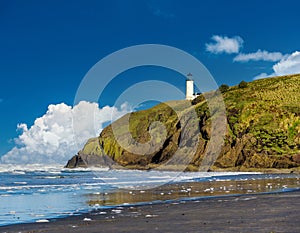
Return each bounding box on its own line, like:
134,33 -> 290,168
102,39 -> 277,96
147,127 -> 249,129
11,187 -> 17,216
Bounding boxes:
186,73 -> 195,100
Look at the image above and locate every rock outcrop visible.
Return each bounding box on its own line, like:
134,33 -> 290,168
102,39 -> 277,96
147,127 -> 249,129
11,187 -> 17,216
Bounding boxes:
66,74 -> 300,171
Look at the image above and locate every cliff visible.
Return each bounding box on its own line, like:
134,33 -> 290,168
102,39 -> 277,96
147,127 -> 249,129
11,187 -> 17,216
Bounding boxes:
66,74 -> 300,171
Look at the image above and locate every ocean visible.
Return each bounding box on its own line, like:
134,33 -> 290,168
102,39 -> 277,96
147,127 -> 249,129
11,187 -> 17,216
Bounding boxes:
0,164 -> 299,226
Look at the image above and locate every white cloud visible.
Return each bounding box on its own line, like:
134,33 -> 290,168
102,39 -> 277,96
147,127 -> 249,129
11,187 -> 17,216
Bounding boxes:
252,51 -> 300,80
234,50 -> 284,62
206,35 -> 243,54
0,101 -> 131,164
253,72 -> 269,80
273,51 -> 300,76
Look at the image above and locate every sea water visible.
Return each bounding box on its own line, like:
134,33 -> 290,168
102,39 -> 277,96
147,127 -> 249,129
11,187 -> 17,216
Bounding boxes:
0,164 -> 299,226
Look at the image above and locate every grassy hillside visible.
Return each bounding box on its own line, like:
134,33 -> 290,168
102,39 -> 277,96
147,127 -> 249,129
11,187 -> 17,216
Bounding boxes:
66,74 -> 300,171
223,74 -> 300,155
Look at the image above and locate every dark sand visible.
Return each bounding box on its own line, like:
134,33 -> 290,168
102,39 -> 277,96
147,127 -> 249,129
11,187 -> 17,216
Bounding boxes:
1,190 -> 300,233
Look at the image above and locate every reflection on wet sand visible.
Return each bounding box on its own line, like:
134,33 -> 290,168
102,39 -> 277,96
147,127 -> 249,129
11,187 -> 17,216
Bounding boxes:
86,176 -> 300,206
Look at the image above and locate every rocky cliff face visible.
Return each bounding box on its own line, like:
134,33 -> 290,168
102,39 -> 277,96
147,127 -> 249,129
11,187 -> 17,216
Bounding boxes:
66,74 -> 300,171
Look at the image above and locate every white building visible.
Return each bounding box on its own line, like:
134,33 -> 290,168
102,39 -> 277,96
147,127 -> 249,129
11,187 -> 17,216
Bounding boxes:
185,73 -> 199,100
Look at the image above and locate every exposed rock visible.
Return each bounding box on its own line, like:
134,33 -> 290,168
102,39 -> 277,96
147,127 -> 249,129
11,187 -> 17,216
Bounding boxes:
66,74 -> 300,171
65,153 -> 116,168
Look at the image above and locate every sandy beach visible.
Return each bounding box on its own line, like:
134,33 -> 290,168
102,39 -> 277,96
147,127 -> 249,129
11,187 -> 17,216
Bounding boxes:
1,190 -> 299,233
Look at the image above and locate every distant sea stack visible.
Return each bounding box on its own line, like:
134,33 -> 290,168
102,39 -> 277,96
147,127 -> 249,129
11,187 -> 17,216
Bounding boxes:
66,74 -> 300,172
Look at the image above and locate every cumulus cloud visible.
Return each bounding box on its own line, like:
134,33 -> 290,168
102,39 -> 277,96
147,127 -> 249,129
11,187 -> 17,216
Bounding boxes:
206,35 -> 243,54
234,50 -> 284,62
253,51 -> 300,80
253,72 -> 269,80
0,101 -> 131,164
272,51 -> 300,76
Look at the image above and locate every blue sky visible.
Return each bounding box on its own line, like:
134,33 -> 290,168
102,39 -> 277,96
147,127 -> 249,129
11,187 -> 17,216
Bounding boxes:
1,0 -> 300,162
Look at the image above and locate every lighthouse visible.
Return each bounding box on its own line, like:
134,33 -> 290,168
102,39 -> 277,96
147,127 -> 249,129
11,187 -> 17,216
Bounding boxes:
186,73 -> 195,100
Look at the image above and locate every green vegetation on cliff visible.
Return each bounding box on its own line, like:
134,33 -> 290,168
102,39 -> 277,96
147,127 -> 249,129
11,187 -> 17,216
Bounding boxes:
66,74 -> 300,171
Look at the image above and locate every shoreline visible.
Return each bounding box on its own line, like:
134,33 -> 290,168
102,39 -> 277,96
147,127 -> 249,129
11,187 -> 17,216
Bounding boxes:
1,190 -> 300,233
65,163 -> 300,173
1,170 -> 299,228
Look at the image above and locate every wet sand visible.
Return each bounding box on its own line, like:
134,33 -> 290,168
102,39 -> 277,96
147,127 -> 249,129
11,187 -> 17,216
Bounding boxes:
1,190 -> 300,233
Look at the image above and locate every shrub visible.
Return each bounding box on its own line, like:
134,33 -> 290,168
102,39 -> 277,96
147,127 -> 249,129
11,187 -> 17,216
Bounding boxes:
219,84 -> 229,93
238,80 -> 248,88
191,94 -> 205,105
